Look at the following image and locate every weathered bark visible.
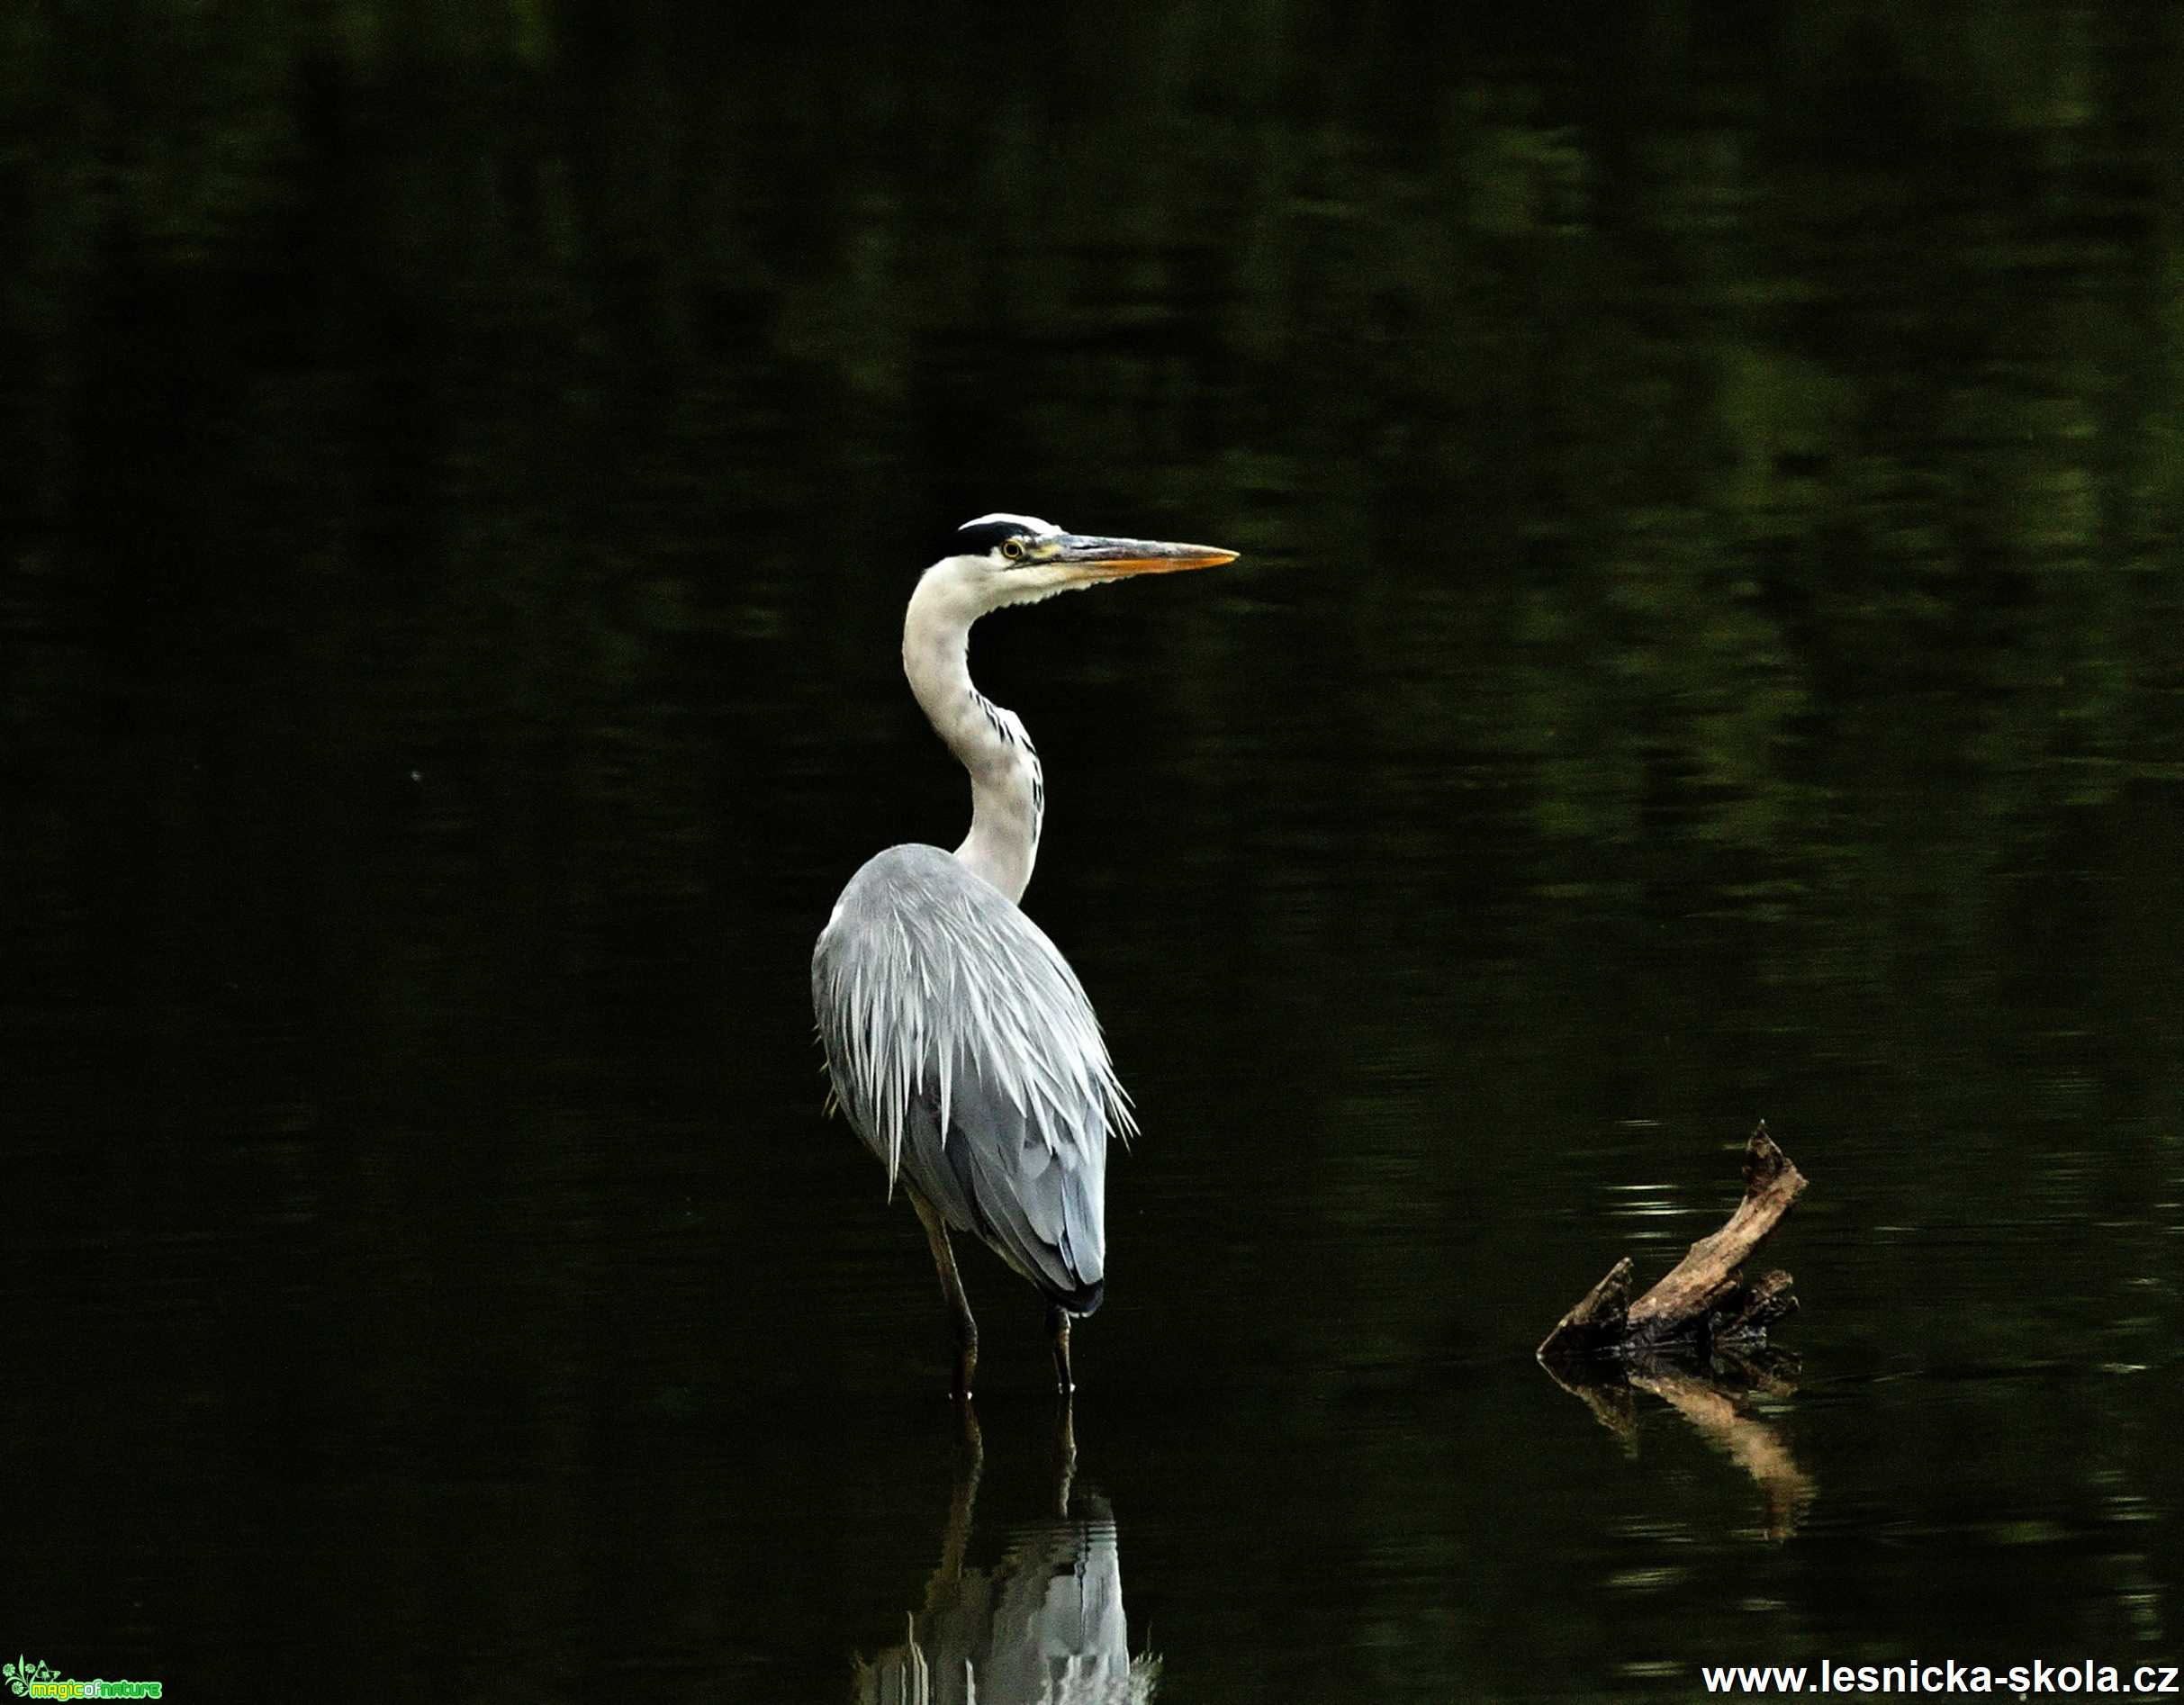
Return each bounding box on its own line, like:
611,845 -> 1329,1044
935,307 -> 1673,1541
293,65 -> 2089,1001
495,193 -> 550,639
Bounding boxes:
1539,1123 -> 1808,1365
1539,1126 -> 1815,1536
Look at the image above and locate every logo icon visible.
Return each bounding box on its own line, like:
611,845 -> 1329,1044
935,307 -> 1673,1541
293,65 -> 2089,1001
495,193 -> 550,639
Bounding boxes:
1,1659 -> 161,1700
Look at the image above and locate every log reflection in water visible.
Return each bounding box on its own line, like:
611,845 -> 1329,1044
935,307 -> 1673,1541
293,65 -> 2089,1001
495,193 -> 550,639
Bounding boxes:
1545,1344 -> 1815,1540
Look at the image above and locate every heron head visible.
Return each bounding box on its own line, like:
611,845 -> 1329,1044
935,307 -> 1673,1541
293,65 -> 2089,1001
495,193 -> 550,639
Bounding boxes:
925,512 -> 1237,613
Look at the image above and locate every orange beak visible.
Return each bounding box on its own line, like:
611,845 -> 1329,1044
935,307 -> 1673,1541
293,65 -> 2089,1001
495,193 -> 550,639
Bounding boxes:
1051,533 -> 1239,580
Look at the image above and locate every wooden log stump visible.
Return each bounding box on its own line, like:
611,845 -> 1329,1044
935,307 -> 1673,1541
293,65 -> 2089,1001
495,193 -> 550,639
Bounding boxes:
1539,1123 -> 1808,1367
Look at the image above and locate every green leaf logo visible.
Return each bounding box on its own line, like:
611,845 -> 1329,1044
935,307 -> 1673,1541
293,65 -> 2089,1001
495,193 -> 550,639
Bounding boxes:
5,1658 -> 59,1697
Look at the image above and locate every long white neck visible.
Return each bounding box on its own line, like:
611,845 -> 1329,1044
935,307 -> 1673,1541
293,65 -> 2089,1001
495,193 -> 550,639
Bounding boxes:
903,564 -> 1045,905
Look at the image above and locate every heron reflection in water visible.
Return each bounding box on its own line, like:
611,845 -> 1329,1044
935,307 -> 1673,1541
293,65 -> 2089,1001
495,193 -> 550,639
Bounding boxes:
856,1415 -> 1158,1705
814,513 -> 1235,1395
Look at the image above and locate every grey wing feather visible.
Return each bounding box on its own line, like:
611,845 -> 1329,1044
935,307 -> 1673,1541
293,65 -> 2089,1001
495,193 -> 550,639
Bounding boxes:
812,843 -> 1132,1298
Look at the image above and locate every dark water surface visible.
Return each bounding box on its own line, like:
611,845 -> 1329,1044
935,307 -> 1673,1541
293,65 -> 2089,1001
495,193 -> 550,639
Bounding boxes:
6,5 -> 2183,1700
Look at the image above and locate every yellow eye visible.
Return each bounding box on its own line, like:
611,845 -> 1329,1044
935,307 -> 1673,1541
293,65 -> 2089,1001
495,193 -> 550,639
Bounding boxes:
1000,537 -> 1027,562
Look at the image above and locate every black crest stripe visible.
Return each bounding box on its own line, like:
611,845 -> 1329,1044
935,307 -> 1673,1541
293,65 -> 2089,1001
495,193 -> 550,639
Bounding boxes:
950,520 -> 1033,558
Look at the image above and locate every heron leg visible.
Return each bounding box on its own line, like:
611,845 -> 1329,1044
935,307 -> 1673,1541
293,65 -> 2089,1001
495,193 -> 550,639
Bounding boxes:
911,1189 -> 978,1398
1051,1394 -> 1077,1517
1047,1303 -> 1075,1395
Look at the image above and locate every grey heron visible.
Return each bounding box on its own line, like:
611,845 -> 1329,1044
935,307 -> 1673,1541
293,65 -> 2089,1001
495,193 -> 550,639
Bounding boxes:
812,512 -> 1236,1396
